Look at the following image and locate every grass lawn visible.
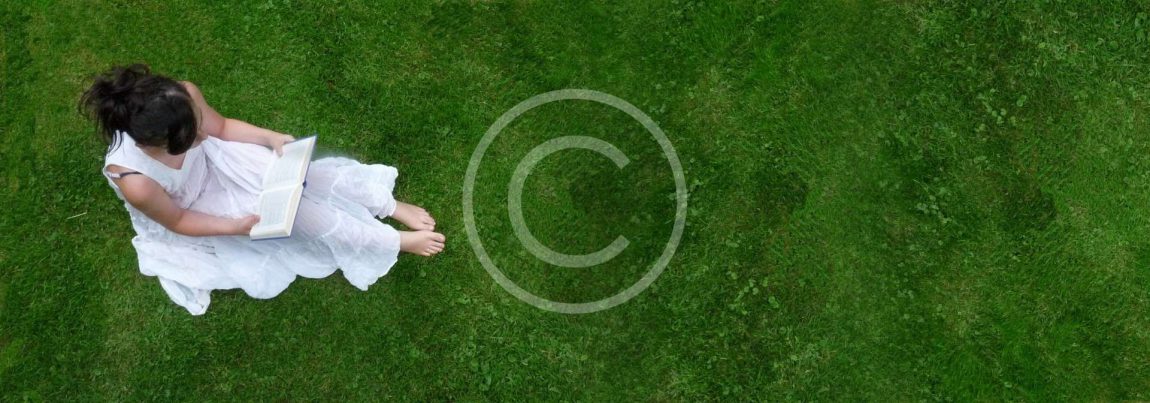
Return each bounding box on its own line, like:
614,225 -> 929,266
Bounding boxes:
3,0 -> 1150,400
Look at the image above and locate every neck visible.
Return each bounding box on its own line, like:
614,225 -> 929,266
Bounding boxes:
137,144 -> 177,157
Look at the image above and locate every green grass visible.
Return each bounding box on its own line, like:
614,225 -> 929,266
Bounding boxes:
3,0 -> 1150,400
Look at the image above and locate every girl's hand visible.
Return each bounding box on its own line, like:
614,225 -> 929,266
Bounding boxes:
265,133 -> 296,156
234,215 -> 261,235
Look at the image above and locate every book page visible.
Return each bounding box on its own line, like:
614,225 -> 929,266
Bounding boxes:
262,137 -> 316,189
254,186 -> 298,228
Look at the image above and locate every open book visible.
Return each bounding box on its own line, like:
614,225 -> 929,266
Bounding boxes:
249,136 -> 317,240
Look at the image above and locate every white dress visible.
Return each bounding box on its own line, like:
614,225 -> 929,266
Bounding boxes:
102,132 -> 403,315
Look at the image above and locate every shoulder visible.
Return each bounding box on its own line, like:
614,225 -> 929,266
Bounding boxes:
106,164 -> 167,206
180,81 -> 204,100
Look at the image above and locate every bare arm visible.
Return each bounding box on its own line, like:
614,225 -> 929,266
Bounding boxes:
109,165 -> 258,237
181,81 -> 294,155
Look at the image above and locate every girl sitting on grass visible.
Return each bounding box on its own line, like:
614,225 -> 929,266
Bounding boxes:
81,64 -> 445,315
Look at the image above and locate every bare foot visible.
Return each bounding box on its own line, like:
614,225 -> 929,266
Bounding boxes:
391,201 -> 436,231
399,230 -> 445,256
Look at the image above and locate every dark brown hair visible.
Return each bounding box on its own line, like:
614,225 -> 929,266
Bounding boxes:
79,64 -> 198,155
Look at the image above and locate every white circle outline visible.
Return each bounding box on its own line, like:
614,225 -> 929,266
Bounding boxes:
462,89 -> 688,314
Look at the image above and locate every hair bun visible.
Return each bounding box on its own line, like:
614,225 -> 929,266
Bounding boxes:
100,64 -> 151,100
81,64 -> 154,139
79,63 -> 158,150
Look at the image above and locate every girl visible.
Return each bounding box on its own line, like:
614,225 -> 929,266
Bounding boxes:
81,64 -> 446,315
